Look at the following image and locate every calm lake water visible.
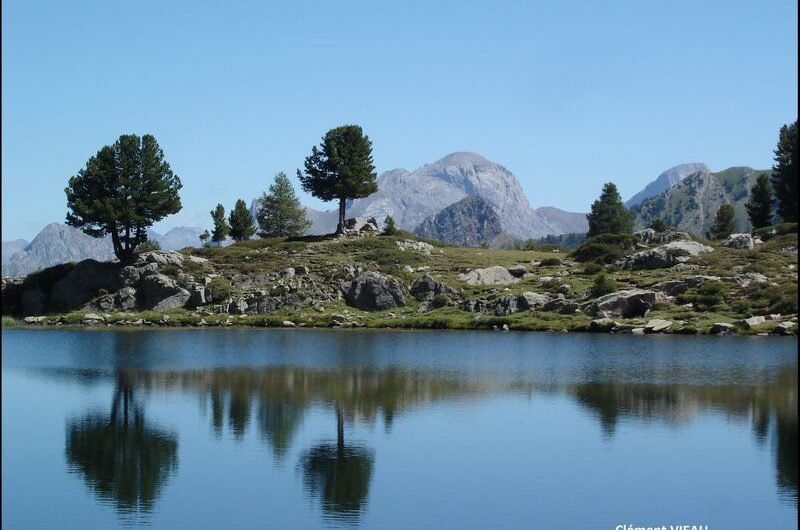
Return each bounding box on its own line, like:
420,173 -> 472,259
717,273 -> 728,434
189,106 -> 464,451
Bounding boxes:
2,329 -> 797,529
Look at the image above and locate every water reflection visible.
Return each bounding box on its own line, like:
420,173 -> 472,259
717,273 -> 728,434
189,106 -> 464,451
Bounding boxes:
64,369 -> 178,519
26,343 -> 792,527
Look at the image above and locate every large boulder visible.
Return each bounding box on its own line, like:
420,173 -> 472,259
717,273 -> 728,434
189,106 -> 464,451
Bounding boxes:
345,272 -> 407,311
50,260 -> 123,311
458,266 -> 519,286
543,295 -> 581,314
721,233 -> 754,249
135,250 -> 185,268
21,288 -> 46,316
410,275 -> 456,301
139,273 -> 190,311
518,292 -> 551,310
616,241 -> 713,270
582,289 -> 657,318
652,275 -> 719,296
634,229 -> 692,245
396,240 -> 434,255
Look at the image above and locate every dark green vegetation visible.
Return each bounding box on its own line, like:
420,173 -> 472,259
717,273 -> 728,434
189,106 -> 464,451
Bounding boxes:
649,219 -> 668,232
65,134 -> 182,263
298,125 -> 378,233
210,204 -> 230,246
256,172 -> 311,238
771,119 -> 798,222
228,199 -> 256,242
746,174 -> 775,229
708,204 -> 737,240
586,182 -> 632,237
383,215 -> 397,236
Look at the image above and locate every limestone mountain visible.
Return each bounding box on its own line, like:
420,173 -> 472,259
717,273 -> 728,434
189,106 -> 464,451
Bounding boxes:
625,163 -> 709,208
2,239 -> 29,268
414,195 -> 502,246
148,227 -> 205,250
630,167 -> 768,236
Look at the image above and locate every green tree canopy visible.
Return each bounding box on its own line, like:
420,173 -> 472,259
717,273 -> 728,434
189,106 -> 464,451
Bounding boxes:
298,125 -> 377,233
228,199 -> 256,242
383,215 -> 397,235
771,120 -> 798,222
649,219 -> 668,233
257,172 -> 311,238
65,134 -> 182,263
199,230 -> 211,247
745,174 -> 774,229
707,204 -> 737,239
586,182 -> 633,237
210,204 -> 230,246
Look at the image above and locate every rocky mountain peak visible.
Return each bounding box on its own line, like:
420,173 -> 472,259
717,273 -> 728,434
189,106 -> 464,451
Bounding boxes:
415,195 -> 503,247
626,162 -> 710,208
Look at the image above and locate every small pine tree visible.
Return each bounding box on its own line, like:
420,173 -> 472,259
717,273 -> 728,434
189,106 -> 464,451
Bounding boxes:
383,215 -> 397,235
745,174 -> 774,229
229,199 -> 256,242
210,204 -> 230,246
649,219 -> 668,233
771,120 -> 798,222
707,204 -> 737,240
257,172 -> 311,238
135,239 -> 161,253
199,230 -> 211,248
590,270 -> 618,297
586,182 -> 633,237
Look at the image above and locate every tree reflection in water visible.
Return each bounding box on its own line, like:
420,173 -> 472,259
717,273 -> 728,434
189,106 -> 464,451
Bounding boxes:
64,370 -> 178,519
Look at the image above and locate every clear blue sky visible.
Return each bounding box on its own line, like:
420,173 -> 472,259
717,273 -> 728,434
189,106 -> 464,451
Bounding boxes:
2,0 -> 797,241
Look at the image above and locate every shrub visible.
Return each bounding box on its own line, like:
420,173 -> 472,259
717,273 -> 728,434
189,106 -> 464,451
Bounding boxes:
677,281 -> 727,311
135,239 -> 161,253
649,219 -> 668,232
590,270 -> 618,297
539,257 -> 563,267
207,277 -> 233,303
383,215 -> 397,235
752,222 -> 798,241
572,233 -> 637,264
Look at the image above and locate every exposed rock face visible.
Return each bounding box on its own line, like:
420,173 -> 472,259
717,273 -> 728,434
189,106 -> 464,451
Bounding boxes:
616,240 -> 713,270
458,266 -> 519,286
543,295 -> 581,314
652,275 -> 718,296
414,196 -> 502,247
342,217 -> 379,236
410,275 -> 456,301
139,274 -> 190,311
630,167 -> 766,236
722,233 -> 755,249
50,260 -> 123,311
710,322 -> 736,334
396,240 -> 435,254
345,272 -> 407,311
625,163 -> 709,208
518,292 -> 551,310
582,289 -> 657,319
634,229 -> 691,245
2,239 -> 28,268
645,319 -> 673,333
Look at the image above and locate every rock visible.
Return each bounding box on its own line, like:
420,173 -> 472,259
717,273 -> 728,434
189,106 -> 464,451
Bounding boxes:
136,250 -> 185,267
645,319 -> 673,333
188,286 -> 207,307
118,266 -> 141,286
773,321 -> 796,335
280,267 -> 295,278
23,316 -> 46,324
410,275 -> 456,301
294,265 -> 309,275
501,324 -> 509,332
227,298 -> 248,314
634,229 -> 692,245
139,273 -> 190,311
709,322 -> 736,335
115,287 -> 138,310
281,320 -> 296,327
631,327 -> 645,335
738,316 -> 766,329
543,295 -> 581,314
396,240 -> 434,254
518,292 -> 551,310
414,195 -> 503,247
582,289 -> 657,319
81,313 -> 105,325
615,241 -> 713,270
589,318 -> 616,332
507,264 -> 527,278
458,266 -> 519,286
652,275 -> 718,296
345,272 -> 407,311
342,217 -> 380,236
537,276 -> 555,286
50,259 -> 123,311
492,295 -> 521,316
721,233 -> 755,249
733,272 -> 768,287
21,288 -> 47,316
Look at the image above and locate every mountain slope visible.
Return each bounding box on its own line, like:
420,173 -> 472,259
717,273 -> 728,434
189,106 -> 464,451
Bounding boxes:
149,227 -> 204,250
414,195 -> 502,246
630,167 -> 767,235
625,163 -> 709,208
2,239 -> 29,267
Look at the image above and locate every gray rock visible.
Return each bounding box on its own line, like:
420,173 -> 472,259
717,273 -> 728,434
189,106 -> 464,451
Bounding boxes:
139,273 -> 190,311
410,275 -> 456,301
738,316 -> 766,329
396,240 -> 434,254
458,266 -> 519,286
507,264 -> 527,278
633,228 -> 692,245
345,272 -> 407,311
116,287 -> 138,310
414,195 -> 502,247
81,313 -> 105,325
709,322 -> 736,335
645,319 -> 673,333
772,321 -> 796,335
615,240 -> 713,270
582,289 -> 657,319
652,275 -> 718,296
543,295 -> 581,314
21,288 -> 46,316
733,272 -> 768,287
136,250 -> 185,267
518,292 -> 551,310
631,327 -> 645,335
589,318 -> 616,332
23,316 -> 46,324
188,286 -> 207,307
119,266 -> 141,286
281,320 -> 296,327
721,233 -> 755,249
50,259 -> 123,311
228,299 -> 248,314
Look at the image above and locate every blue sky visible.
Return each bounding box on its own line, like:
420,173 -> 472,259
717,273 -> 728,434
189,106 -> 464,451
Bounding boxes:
2,0 -> 797,241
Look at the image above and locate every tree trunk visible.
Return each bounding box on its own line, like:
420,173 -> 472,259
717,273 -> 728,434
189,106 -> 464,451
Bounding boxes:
336,197 -> 347,235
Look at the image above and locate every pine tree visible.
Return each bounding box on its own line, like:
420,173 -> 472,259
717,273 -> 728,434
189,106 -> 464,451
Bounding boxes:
707,204 -> 737,240
298,125 -> 378,234
210,204 -> 230,246
383,215 -> 397,235
228,199 -> 256,242
771,120 -> 798,222
199,230 -> 211,248
586,182 -> 633,237
65,134 -> 182,263
257,172 -> 311,238
745,174 -> 774,229
649,219 -> 667,233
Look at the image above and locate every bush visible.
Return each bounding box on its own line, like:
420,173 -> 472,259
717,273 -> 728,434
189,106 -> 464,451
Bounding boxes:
207,277 -> 233,303
649,219 -> 668,233
677,281 -> 727,311
135,239 -> 161,253
590,270 -> 617,297
572,233 -> 637,264
752,222 -> 798,241
382,215 -> 398,236
539,257 -> 563,266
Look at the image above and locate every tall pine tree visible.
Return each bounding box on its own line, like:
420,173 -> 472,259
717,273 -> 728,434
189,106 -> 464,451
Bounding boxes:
745,174 -> 774,229
586,182 -> 633,237
298,125 -> 377,234
771,120 -> 798,222
257,172 -> 311,238
210,204 -> 230,246
707,204 -> 736,239
228,199 -> 256,241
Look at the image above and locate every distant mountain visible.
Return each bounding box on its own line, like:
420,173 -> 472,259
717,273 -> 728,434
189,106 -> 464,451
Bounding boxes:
149,226 -> 204,250
414,196 -> 502,247
2,239 -> 29,267
532,207 -> 588,234
625,163 -> 709,208
630,166 -> 767,236
3,224 -> 116,277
